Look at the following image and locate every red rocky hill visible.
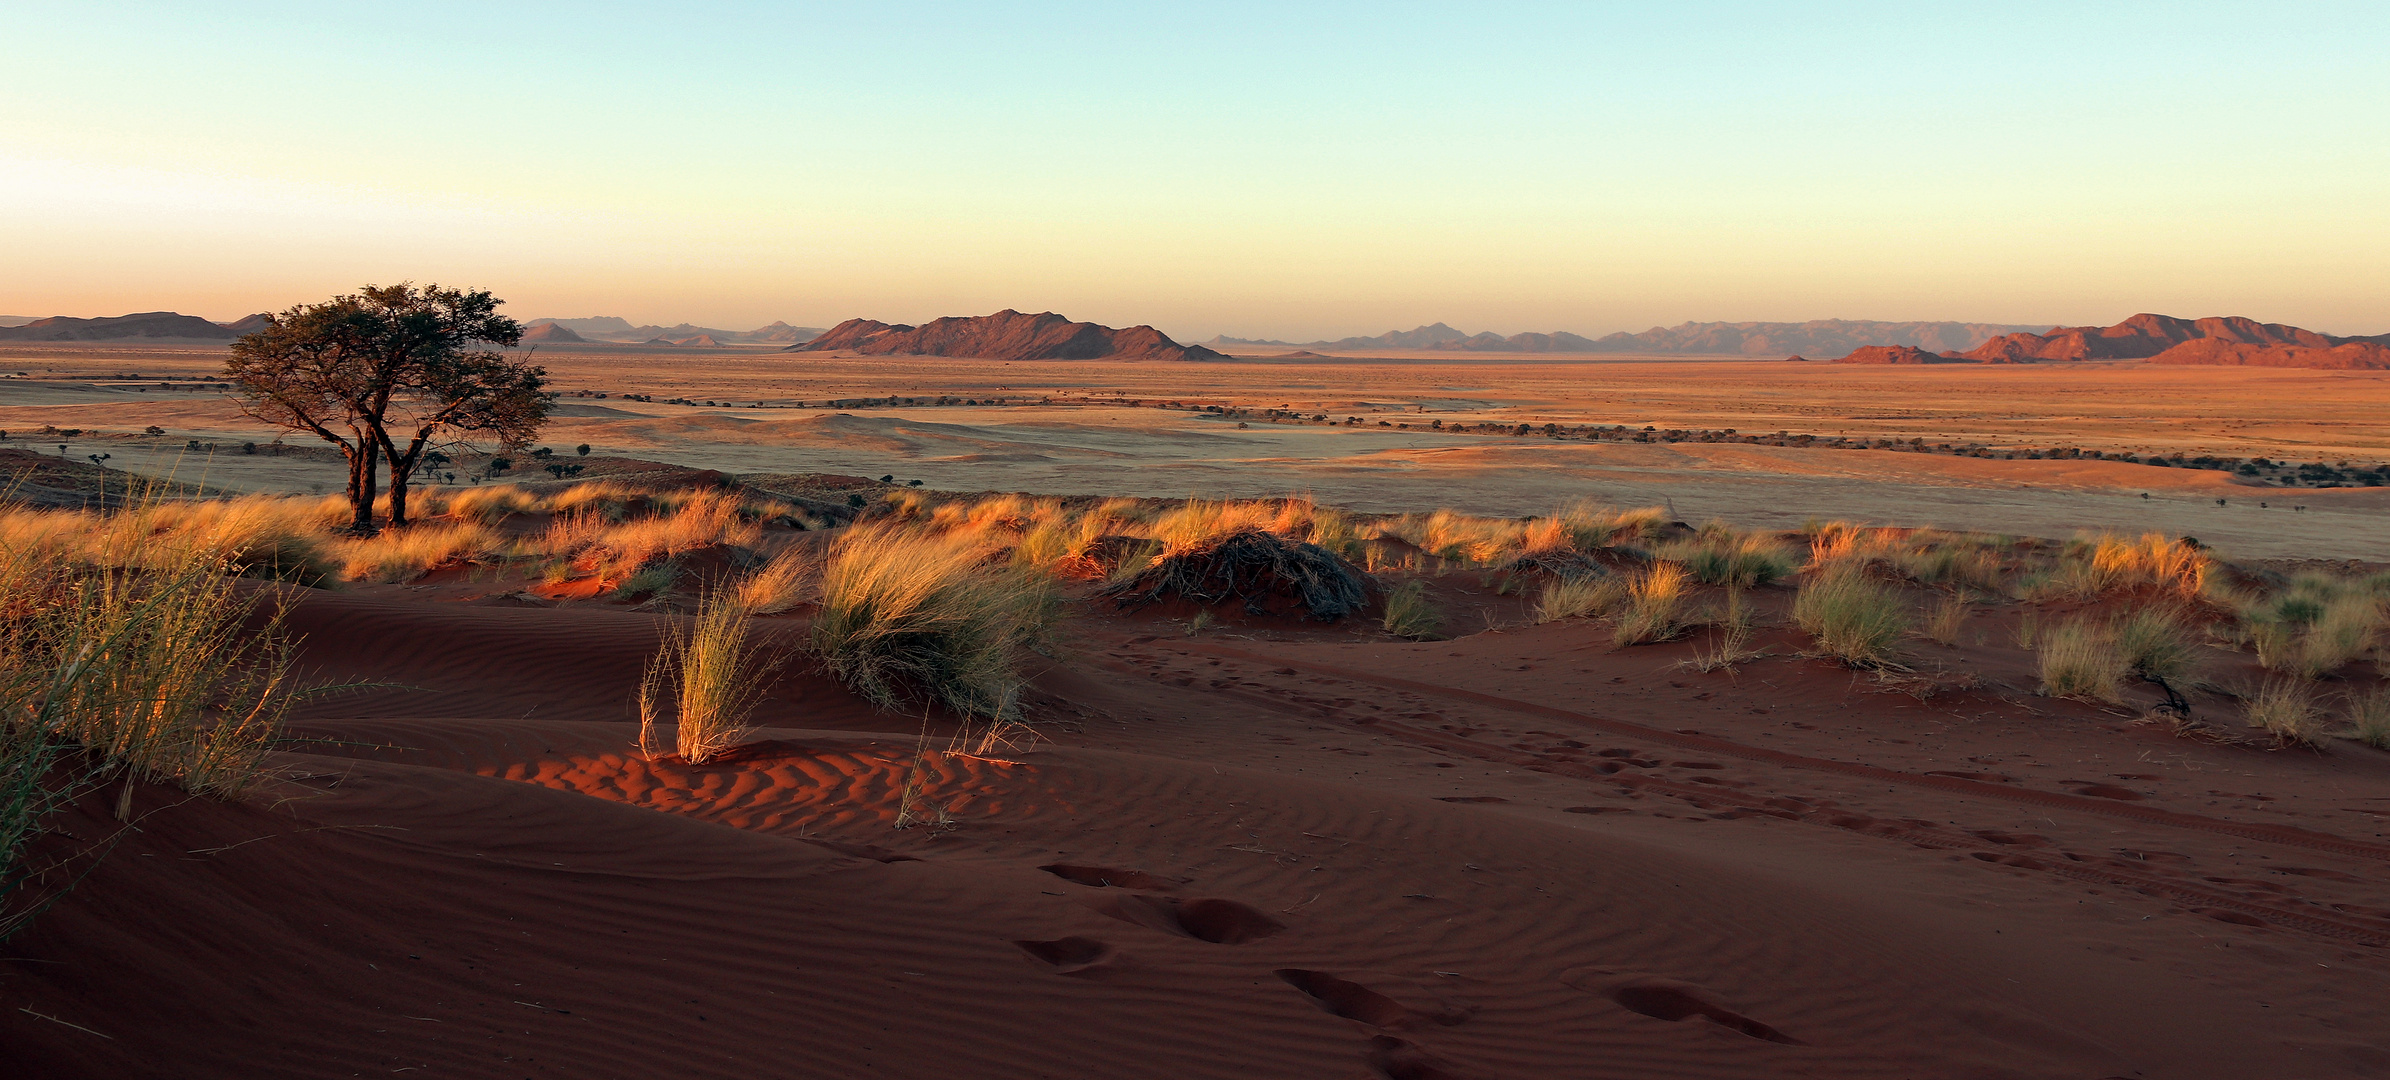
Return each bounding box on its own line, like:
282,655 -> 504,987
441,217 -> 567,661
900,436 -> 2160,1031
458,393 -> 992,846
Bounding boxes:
793,310 -> 1224,362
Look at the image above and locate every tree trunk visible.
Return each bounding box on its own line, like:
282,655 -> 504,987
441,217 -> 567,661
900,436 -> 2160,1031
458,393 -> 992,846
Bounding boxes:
345,446 -> 380,535
387,458 -> 412,527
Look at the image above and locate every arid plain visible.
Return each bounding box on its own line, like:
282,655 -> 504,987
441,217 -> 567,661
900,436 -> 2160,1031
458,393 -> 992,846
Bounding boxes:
7,337 -> 2390,1080
5,341 -> 2388,559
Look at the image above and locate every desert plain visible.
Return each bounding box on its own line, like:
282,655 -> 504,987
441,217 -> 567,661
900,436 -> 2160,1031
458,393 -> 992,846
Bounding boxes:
5,340 -> 2390,1080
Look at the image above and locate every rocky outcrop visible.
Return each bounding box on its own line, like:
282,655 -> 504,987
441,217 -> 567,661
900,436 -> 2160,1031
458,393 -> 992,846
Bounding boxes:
2146,339 -> 2390,370
1832,345 -> 1965,365
792,310 -> 1223,362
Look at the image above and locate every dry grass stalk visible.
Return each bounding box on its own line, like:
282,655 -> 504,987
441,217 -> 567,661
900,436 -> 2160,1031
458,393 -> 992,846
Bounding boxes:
638,591 -> 781,764
1535,575 -> 1625,624
737,547 -> 818,614
1925,591 -> 1971,646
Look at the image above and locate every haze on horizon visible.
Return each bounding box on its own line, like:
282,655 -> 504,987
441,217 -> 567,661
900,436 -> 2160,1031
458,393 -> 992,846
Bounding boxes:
3,2 -> 2386,342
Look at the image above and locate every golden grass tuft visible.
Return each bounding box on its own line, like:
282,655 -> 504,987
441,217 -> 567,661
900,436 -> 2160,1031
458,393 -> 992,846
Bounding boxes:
1536,575 -> 1626,624
1612,563 -> 1691,646
638,590 -> 781,764
2245,678 -> 2326,748
812,525 -> 1059,719
1791,566 -> 1909,668
1660,530 -> 1797,587
2037,618 -> 2123,702
2341,687 -> 2390,749
736,546 -> 818,614
1924,591 -> 1971,646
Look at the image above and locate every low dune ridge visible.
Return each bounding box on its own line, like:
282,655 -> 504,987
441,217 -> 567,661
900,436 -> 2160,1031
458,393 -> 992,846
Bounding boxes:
796,309 -> 1226,362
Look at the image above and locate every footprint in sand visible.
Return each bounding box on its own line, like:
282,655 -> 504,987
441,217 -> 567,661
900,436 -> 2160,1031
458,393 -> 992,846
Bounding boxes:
1276,969 -> 1474,1030
1011,936 -> 1126,978
1093,894 -> 1286,944
1038,863 -> 1184,890
1563,970 -> 1803,1045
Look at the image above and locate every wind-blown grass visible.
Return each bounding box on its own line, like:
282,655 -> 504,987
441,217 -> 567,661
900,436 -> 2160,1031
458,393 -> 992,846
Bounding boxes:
1612,563 -> 1692,646
813,526 -> 1059,719
2037,618 -> 2122,702
638,591 -> 782,764
1379,580 -> 1444,640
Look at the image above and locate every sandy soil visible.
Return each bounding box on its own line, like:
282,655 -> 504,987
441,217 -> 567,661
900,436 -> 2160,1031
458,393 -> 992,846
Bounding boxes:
2,342 -> 2384,559
7,553 -> 2389,1078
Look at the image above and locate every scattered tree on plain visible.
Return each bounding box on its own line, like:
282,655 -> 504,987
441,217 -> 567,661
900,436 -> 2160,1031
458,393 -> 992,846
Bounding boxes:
224,284 -> 549,532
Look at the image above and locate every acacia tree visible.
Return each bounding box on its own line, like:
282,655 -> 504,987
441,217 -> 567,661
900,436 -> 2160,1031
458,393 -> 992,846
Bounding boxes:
226,284 -> 547,533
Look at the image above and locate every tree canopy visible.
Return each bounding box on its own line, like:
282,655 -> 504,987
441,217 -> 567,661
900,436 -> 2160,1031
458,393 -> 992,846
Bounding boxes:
225,284 -> 548,532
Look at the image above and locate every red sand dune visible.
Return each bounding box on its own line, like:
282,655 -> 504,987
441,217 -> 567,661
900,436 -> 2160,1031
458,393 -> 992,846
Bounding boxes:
795,309 -> 1226,362
2148,338 -> 2390,370
1830,344 -> 1962,364
519,321 -> 588,343
8,574 -> 2390,1078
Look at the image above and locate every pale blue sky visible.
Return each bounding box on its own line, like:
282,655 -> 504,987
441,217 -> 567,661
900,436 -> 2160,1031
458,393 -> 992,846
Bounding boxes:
4,2 -> 2385,338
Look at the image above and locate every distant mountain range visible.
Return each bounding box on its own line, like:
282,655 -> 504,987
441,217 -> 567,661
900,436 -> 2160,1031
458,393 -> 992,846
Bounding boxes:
0,311 -> 271,342
523,317 -> 823,346
1208,319 -> 2056,356
795,309 -> 1223,363
1950,313 -> 2390,369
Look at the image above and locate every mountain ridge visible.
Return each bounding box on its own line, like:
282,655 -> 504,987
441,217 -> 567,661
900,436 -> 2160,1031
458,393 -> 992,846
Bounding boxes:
794,309 -> 1223,362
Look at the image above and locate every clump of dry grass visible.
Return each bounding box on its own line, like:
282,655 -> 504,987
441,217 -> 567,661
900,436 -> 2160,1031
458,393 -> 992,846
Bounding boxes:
1659,529 -> 1798,587
1791,566 -> 1909,668
1612,563 -> 1691,646
1683,587 -> 1762,672
2037,618 -> 2123,702
2340,687 -> 2390,750
2113,607 -> 2201,688
2245,678 -> 2326,748
813,526 -> 1059,719
1379,580 -> 1444,640
1536,575 -> 1627,624
638,590 -> 781,764
737,547 -> 818,614
332,521 -> 502,583
1924,591 -> 1971,646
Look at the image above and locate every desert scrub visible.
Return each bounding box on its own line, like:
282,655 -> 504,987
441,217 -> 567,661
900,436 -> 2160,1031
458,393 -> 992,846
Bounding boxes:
1924,591 -> 1971,646
2342,687 -> 2390,750
1792,567 -> 1909,668
813,526 -> 1059,719
2245,678 -> 2326,748
638,591 -> 782,764
2112,607 -> 2200,688
736,546 -> 817,614
2036,618 -> 2122,702
610,559 -> 681,601
1379,580 -> 1444,640
1536,575 -> 1626,624
1661,530 -> 1797,588
1612,563 -> 1691,646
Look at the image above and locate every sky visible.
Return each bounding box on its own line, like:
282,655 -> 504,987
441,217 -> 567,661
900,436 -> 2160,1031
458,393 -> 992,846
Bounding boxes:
3,2 -> 2387,340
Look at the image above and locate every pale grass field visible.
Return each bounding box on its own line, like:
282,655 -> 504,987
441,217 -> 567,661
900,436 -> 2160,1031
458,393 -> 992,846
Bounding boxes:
3,342 -> 2386,559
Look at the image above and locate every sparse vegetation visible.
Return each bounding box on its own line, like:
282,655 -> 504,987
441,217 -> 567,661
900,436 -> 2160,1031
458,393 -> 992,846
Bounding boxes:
1660,529 -> 1797,587
2341,687 -> 2390,750
2037,618 -> 2123,702
812,526 -> 1059,719
1791,566 -> 1909,668
638,591 -> 781,764
1612,563 -> 1692,647
2245,678 -> 2326,748
1535,575 -> 1626,624
1380,580 -> 1444,640
1924,591 -> 1970,646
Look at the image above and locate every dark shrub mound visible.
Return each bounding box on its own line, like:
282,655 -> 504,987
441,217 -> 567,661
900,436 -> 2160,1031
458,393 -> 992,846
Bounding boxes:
1105,529 -> 1369,620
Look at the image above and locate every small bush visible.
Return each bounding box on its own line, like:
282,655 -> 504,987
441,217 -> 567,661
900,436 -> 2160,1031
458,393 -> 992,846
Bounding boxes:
1792,567 -> 1909,668
1536,575 -> 1626,624
638,591 -> 781,764
2298,597 -> 2380,678
1612,563 -> 1691,646
813,526 -> 1059,719
2038,618 -> 2123,702
1107,529 -> 1367,621
1379,580 -> 1443,640
2342,687 -> 2390,749
2245,678 -> 2325,747
2113,607 -> 2200,686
